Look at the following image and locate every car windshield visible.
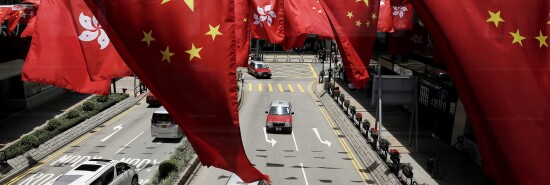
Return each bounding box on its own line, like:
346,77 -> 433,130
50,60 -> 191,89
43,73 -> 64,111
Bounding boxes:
269,106 -> 290,115
255,64 -> 268,69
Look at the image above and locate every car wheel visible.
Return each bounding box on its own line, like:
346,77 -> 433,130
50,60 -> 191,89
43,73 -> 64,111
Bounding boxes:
132,175 -> 139,185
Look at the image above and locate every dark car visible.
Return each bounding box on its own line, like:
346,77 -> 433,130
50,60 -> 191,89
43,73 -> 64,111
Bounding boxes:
265,100 -> 293,133
247,61 -> 272,79
146,92 -> 160,106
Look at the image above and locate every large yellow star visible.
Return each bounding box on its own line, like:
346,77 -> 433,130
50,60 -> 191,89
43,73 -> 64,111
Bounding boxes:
347,12 -> 354,19
160,46 -> 175,63
509,29 -> 525,47
184,0 -> 194,12
205,24 -> 223,41
486,10 -> 504,27
371,13 -> 377,20
185,43 -> 203,61
141,30 -> 155,47
355,20 -> 362,27
535,31 -> 548,48
356,0 -> 368,6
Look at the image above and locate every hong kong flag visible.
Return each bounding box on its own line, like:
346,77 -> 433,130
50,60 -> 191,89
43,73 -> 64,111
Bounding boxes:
249,0 -> 284,43
320,0 -> 380,89
390,0 -> 413,30
85,0 -> 268,182
413,0 -> 550,184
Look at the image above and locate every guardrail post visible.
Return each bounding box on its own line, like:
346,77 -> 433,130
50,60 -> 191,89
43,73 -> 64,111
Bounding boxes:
287,55 -> 290,62
300,55 -> 304,63
274,55 -> 277,62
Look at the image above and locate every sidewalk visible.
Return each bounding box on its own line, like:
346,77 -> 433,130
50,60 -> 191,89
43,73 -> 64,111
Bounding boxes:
317,78 -> 484,185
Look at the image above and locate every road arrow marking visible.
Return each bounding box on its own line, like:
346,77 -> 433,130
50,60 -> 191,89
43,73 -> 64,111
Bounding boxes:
101,124 -> 123,142
313,128 -> 331,147
263,127 -> 277,147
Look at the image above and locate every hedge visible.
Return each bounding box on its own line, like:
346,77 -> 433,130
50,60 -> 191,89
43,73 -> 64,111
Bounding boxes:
0,93 -> 129,162
147,140 -> 195,185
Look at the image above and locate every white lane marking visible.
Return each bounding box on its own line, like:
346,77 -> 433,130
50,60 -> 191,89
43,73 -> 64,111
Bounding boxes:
291,131 -> 299,151
300,163 -> 310,185
263,127 -> 277,147
312,128 -> 332,147
115,132 -> 144,154
100,124 -> 123,142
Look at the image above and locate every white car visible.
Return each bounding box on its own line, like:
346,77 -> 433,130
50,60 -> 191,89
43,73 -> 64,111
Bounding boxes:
53,159 -> 139,185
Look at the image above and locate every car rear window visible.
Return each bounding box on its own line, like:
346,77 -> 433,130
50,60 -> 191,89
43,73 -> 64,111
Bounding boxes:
269,106 -> 290,115
153,113 -> 173,122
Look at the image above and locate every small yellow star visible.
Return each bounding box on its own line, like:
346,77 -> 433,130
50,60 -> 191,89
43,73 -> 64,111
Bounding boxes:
205,24 -> 223,41
161,0 -> 170,4
356,0 -> 368,6
366,20 -> 370,27
318,10 -> 322,13
347,12 -> 354,19
243,18 -> 247,22
184,0 -> 194,12
371,13 -> 377,20
547,13 -> 550,24
141,30 -> 155,47
185,43 -> 203,61
312,7 -> 316,10
486,10 -> 504,27
160,46 -> 175,63
355,20 -> 362,27
535,31 -> 548,48
509,29 -> 525,47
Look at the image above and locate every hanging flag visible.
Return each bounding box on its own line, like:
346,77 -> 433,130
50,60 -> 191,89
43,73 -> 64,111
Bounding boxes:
282,0 -> 333,50
236,0 -> 251,67
412,1 -> 550,184
19,1 -> 39,38
388,24 -> 431,55
7,5 -> 23,35
22,0 -> 115,95
390,0 -> 413,30
84,0 -> 269,183
249,0 -> 284,43
0,6 -> 11,22
320,0 -> 380,89
377,0 -> 393,32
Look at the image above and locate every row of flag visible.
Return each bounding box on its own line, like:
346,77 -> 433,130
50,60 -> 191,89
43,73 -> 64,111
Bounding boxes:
7,0 -> 549,184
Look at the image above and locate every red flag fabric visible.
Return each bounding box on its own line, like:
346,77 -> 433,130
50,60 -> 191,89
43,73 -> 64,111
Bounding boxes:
236,0 -> 251,67
377,0 -> 393,32
282,0 -> 333,50
84,0 -> 268,182
320,0 -> 380,89
22,0 -> 112,95
0,6 -> 11,22
413,1 -> 550,184
390,0 -> 413,30
388,24 -> 431,55
249,0 -> 284,43
7,6 -> 23,35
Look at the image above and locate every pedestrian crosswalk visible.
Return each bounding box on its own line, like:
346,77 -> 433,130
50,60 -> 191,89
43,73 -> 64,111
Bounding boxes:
246,83 -> 307,93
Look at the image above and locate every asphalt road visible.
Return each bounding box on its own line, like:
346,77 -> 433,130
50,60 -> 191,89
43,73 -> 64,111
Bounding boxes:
188,63 -> 370,185
7,99 -> 182,185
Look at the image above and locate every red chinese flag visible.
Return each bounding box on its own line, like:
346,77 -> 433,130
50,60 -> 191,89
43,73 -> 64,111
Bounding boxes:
377,0 -> 393,32
236,0 -> 251,67
249,0 -> 284,43
390,0 -> 413,30
282,0 -> 333,50
0,6 -> 11,22
320,0 -> 380,89
22,0 -> 113,95
413,1 -> 550,184
84,0 -> 268,182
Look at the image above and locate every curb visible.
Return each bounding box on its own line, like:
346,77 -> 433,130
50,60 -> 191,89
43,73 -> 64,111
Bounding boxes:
0,92 -> 147,184
313,84 -> 402,185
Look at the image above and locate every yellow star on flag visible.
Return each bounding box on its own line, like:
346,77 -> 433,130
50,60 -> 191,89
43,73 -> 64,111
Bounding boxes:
312,7 -> 316,10
161,0 -> 170,4
486,10 -> 505,27
185,43 -> 203,61
535,31 -> 548,48
355,20 -> 362,27
366,20 -> 370,27
244,18 -> 247,22
371,13 -> 377,20
356,0 -> 368,6
347,12 -> 354,19
142,30 -> 155,47
160,46 -> 175,63
509,29 -> 525,47
184,0 -> 194,12
205,24 -> 223,41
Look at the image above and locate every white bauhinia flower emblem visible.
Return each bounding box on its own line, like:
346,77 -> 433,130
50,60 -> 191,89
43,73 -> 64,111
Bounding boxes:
78,13 -> 110,50
392,6 -> 408,18
253,5 -> 276,26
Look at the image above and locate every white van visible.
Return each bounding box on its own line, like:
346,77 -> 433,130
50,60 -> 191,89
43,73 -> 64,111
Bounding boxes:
151,106 -> 183,138
225,173 -> 270,185
53,159 -> 138,185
